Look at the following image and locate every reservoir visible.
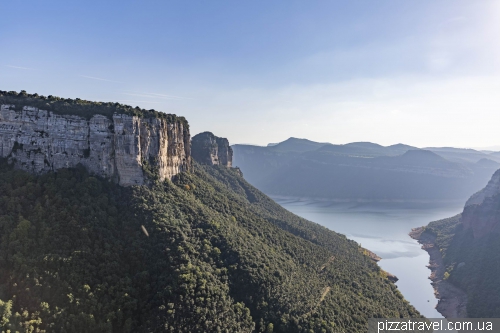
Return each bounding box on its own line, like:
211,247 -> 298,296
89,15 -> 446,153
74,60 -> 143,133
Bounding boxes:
273,197 -> 464,318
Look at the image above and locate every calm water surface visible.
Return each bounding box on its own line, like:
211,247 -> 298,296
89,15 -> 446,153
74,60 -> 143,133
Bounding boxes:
273,197 -> 464,318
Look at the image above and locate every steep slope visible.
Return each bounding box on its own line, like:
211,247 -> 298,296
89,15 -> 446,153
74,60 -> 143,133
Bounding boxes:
465,169 -> 500,207
0,159 -> 420,332
413,168 -> 500,317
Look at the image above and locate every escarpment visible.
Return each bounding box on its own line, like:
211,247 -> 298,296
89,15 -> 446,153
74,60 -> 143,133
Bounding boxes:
191,131 -> 233,166
415,168 -> 500,318
0,95 -> 190,186
462,196 -> 500,238
462,168 -> 500,238
465,169 -> 500,207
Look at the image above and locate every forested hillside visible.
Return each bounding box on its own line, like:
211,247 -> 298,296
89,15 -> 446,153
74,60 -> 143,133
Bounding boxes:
0,160 -> 420,333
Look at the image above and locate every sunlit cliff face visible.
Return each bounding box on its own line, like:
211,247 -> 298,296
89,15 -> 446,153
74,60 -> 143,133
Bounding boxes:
0,104 -> 191,186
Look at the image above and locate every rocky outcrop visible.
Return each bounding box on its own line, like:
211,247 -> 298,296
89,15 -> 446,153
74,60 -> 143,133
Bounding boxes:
0,104 -> 190,186
465,169 -> 500,206
191,132 -> 233,167
384,271 -> 399,283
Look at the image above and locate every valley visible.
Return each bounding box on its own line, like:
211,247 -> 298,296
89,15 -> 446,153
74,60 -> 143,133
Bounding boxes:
4,1 -> 500,330
274,197 -> 464,319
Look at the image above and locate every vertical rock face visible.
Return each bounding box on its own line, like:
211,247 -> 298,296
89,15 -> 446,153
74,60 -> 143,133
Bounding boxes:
191,132 -> 233,167
465,169 -> 500,206
462,198 -> 500,238
462,168 -> 500,238
214,137 -> 233,167
0,104 -> 191,186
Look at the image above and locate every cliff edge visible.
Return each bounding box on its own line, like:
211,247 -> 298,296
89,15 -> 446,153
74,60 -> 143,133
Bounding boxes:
463,168 -> 500,238
0,91 -> 191,186
465,169 -> 500,207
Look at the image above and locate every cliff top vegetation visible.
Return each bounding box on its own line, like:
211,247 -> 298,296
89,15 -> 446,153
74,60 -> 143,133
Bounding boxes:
0,90 -> 188,126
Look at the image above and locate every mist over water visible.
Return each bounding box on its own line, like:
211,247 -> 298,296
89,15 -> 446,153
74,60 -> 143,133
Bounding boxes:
273,197 -> 464,318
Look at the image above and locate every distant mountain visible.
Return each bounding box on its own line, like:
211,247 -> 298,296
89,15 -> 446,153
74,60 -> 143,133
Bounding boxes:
233,139 -> 499,202
316,142 -> 418,156
473,145 -> 500,151
388,143 -> 418,150
268,137 -> 328,152
475,158 -> 500,168
317,142 -> 419,157
489,151 -> 500,158
424,147 -> 500,164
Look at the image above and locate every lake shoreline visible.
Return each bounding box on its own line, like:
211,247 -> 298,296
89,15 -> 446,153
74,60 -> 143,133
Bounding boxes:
276,198 -> 464,317
409,227 -> 468,318
271,195 -> 465,205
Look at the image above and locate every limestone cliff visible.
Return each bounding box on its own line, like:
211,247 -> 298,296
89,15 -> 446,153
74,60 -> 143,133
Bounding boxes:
191,132 -> 233,167
0,96 -> 190,186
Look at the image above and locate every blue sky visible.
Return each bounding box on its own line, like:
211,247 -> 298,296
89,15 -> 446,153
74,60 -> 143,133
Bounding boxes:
1,0 -> 500,148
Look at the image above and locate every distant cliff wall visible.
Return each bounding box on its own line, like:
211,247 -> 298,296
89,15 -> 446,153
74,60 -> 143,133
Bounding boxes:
465,169 -> 500,206
0,104 -> 191,186
191,132 -> 232,167
462,168 -> 500,238
462,197 -> 500,238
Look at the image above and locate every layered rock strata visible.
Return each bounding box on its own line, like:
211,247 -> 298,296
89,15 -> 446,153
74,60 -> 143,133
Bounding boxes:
0,104 -> 190,186
191,131 -> 233,167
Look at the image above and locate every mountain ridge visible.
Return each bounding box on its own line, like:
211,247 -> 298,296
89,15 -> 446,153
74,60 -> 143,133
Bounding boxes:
233,138 -> 498,202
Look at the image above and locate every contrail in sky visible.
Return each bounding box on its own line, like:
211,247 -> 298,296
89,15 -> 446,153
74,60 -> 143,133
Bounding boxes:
5,65 -> 36,70
80,75 -> 123,83
123,92 -> 193,100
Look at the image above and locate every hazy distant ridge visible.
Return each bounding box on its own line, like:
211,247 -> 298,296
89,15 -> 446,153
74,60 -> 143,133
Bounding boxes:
233,138 -> 500,202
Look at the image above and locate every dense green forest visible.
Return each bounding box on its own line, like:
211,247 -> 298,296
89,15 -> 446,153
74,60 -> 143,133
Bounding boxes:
0,91 -> 188,125
0,160 -> 420,332
422,204 -> 500,317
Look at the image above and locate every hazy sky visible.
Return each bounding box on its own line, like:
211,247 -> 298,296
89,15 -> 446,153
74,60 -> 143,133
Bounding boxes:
1,0 -> 499,148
